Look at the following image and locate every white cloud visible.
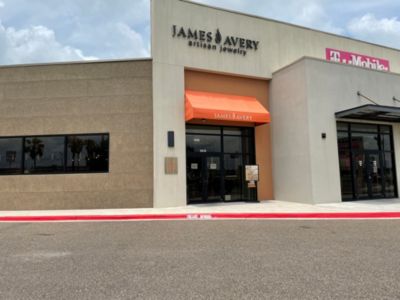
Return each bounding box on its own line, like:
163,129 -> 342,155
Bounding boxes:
194,0 -> 344,35
293,2 -> 344,34
347,14 -> 400,48
0,22 -> 96,65
67,22 -> 149,59
0,0 -> 150,64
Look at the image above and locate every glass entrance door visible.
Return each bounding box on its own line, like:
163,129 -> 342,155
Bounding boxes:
353,152 -> 368,199
186,156 -> 203,202
205,156 -> 222,201
186,125 -> 256,204
366,152 -> 384,198
337,122 -> 397,201
353,151 -> 384,199
186,155 -> 222,203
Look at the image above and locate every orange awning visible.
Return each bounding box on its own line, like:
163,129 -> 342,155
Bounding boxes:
185,90 -> 270,125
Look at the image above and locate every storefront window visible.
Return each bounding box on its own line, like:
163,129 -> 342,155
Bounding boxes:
224,136 -> 242,154
186,134 -> 221,153
67,135 -> 109,172
337,122 -> 397,200
0,138 -> 23,175
0,133 -> 109,175
24,136 -> 65,174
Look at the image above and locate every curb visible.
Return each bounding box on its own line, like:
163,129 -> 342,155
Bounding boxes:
1,212 -> 400,222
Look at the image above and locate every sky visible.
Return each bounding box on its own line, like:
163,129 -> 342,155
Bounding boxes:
0,0 -> 400,65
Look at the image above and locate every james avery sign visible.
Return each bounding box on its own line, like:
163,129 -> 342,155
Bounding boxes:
326,48 -> 390,71
172,25 -> 259,57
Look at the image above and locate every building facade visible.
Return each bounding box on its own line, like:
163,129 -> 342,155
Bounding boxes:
0,0 -> 400,209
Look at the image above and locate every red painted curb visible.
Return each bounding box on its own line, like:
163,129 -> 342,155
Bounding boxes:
1,212 -> 400,222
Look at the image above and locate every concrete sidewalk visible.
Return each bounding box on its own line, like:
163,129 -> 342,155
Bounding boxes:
1,199 -> 400,220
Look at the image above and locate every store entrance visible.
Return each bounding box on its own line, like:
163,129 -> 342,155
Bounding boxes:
186,125 -> 257,204
186,155 -> 222,202
337,122 -> 397,200
353,151 -> 384,198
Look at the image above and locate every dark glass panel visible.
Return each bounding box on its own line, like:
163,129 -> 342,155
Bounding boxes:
67,135 -> 109,172
350,123 -> 378,133
186,125 -> 221,135
241,127 -> 254,137
368,152 -> 383,197
337,131 -> 349,151
243,155 -> 257,201
186,134 -> 221,153
186,156 -> 203,202
242,135 -> 255,156
338,150 -> 353,200
381,134 -> 392,151
0,138 -> 23,174
24,136 -> 65,174
244,154 -> 256,166
350,132 -> 379,151
223,127 -> 242,136
206,156 -> 222,201
353,152 -> 368,198
224,136 -> 242,154
337,122 -> 349,131
380,125 -> 391,134
224,154 -> 243,201
384,152 -> 396,197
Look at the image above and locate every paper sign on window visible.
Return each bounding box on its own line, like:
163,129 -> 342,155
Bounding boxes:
209,163 -> 217,170
245,165 -> 259,181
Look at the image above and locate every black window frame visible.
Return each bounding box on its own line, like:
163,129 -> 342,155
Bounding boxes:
0,133 -> 109,176
186,125 -> 257,203
337,122 -> 397,200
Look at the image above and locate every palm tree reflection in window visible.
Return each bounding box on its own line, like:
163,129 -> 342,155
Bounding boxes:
69,137 -> 84,170
68,135 -> 108,172
86,136 -> 108,171
24,138 -> 44,170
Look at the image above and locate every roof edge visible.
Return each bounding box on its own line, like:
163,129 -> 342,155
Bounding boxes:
0,57 -> 152,70
272,56 -> 400,78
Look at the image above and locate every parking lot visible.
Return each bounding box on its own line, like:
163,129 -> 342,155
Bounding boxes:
1,220 -> 399,299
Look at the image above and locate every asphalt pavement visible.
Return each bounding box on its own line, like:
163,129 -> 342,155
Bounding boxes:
0,220 -> 399,299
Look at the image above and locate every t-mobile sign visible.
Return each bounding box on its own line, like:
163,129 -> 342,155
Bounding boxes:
326,48 -> 390,72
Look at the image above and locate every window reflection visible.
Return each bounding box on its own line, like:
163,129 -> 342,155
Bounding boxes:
24,137 -> 65,174
0,133 -> 109,175
186,134 -> 221,153
67,135 -> 109,172
224,154 -> 243,201
337,122 -> 397,200
350,133 -> 379,151
224,136 -> 242,153
0,138 -> 23,174
186,125 -> 256,202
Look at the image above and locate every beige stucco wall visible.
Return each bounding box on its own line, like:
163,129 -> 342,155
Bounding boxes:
0,59 -> 153,210
272,57 -> 400,204
151,0 -> 400,207
270,59 -> 314,204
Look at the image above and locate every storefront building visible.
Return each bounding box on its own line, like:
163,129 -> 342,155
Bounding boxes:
1,0 -> 400,210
